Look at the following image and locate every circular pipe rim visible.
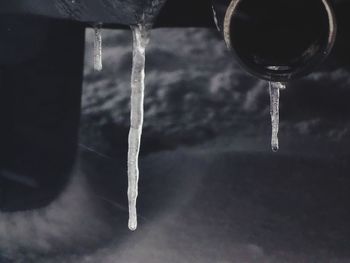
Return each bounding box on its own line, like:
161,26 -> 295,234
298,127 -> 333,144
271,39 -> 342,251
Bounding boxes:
223,0 -> 337,81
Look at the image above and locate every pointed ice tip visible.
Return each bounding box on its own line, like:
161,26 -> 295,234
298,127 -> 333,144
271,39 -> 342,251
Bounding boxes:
94,64 -> 103,72
272,145 -> 279,152
128,222 -> 137,231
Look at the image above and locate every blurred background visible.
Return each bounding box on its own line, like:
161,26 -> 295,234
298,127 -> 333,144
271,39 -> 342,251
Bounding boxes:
79,26 -> 350,263
2,4 -> 350,261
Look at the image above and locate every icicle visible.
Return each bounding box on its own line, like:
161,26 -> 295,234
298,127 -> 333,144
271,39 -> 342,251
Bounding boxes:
127,24 -> 151,231
268,81 -> 286,152
93,24 -> 103,71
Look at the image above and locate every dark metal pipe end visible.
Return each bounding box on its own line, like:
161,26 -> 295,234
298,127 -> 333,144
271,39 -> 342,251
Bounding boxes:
214,0 -> 337,81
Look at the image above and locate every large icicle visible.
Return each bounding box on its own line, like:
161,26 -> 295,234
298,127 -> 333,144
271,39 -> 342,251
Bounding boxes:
93,24 -> 103,71
127,24 -> 150,231
268,81 -> 286,152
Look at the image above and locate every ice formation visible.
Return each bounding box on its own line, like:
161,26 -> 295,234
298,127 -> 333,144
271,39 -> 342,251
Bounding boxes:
126,0 -> 167,231
127,24 -> 151,231
269,81 -> 286,152
93,24 -> 103,71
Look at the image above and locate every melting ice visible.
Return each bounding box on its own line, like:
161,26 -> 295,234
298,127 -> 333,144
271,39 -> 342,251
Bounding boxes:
127,24 -> 151,231
269,81 -> 286,152
93,24 -> 103,71
126,0 -> 167,231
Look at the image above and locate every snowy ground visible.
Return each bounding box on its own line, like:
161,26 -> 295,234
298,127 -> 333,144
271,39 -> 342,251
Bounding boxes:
2,137 -> 350,262
1,28 -> 350,262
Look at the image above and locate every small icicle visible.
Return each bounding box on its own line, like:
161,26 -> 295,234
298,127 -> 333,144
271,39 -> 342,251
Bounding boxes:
268,81 -> 286,152
93,24 -> 103,71
127,24 -> 151,231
